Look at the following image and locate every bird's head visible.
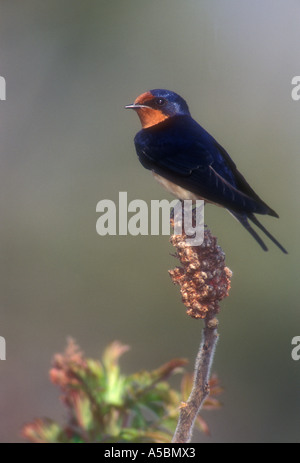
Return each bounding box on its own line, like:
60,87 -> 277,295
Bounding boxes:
125,89 -> 190,129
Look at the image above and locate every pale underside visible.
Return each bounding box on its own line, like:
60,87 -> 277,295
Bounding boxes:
152,172 -> 221,207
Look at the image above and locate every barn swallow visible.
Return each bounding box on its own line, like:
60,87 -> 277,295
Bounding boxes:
125,89 -> 287,253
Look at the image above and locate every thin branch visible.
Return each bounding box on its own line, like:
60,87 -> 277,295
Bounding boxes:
172,315 -> 219,443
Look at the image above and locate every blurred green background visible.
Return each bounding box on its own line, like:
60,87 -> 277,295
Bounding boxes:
0,0 -> 299,443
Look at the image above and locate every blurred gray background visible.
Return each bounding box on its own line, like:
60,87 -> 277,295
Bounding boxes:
0,0 -> 299,443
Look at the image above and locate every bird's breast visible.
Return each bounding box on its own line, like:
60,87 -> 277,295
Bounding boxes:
152,172 -> 202,200
152,172 -> 222,208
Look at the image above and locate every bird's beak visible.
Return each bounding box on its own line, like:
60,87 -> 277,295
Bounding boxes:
125,103 -> 148,110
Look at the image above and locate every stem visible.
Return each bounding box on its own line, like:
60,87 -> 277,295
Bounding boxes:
172,315 -> 219,443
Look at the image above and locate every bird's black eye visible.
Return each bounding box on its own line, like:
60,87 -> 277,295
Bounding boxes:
155,98 -> 166,106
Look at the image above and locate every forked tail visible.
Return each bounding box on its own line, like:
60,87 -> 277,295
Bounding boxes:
230,211 -> 288,254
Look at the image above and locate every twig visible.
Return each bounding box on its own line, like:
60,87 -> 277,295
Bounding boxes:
172,315 -> 219,443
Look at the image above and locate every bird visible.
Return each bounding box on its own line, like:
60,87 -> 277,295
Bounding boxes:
125,89 -> 287,253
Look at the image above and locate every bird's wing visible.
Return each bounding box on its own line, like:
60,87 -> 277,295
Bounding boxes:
212,141 -> 277,216
138,137 -> 271,215
139,140 -> 212,176
135,117 -> 278,215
